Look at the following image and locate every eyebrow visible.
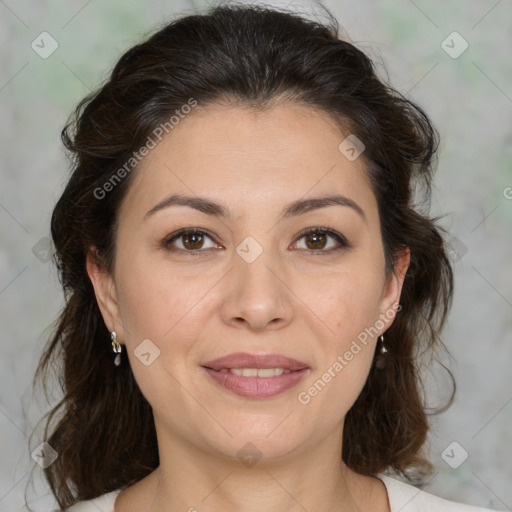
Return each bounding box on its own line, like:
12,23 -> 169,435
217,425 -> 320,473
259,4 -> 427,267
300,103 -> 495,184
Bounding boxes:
144,193 -> 367,223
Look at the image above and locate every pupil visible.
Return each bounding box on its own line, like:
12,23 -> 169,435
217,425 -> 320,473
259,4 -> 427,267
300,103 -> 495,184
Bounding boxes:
185,233 -> 202,249
307,232 -> 325,250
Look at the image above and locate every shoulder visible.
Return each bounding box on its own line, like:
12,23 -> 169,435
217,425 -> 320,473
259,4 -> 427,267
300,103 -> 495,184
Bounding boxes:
378,474 -> 505,512
61,489 -> 121,512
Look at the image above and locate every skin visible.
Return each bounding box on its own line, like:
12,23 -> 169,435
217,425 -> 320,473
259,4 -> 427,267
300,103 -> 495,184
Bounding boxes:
87,102 -> 410,512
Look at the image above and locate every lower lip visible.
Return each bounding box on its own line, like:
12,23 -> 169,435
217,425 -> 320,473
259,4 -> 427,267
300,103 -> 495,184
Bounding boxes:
202,367 -> 309,398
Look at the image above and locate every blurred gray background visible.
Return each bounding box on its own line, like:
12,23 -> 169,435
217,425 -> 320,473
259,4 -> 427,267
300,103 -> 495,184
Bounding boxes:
1,0 -> 511,511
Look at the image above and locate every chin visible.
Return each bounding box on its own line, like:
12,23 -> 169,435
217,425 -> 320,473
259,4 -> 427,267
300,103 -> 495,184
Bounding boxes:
206,427 -> 306,464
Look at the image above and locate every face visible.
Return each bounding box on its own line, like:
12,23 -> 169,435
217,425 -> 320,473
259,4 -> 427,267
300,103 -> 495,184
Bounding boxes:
87,102 -> 409,463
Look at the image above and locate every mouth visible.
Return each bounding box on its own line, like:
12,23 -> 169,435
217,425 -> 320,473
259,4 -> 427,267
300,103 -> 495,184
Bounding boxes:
201,352 -> 310,399
202,352 -> 309,371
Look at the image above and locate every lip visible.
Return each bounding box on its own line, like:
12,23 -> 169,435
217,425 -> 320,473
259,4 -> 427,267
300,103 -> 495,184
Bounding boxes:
201,352 -> 309,371
201,352 -> 310,399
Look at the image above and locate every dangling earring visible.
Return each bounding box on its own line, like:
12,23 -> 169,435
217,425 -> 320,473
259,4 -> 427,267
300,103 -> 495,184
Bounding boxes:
111,330 -> 122,366
375,334 -> 387,370
379,333 -> 388,354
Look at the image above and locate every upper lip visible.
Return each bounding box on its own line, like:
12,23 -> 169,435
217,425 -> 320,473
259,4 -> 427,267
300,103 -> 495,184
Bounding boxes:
202,352 -> 309,371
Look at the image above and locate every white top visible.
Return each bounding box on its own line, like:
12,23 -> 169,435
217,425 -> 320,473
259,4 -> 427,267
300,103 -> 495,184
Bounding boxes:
61,473 -> 504,511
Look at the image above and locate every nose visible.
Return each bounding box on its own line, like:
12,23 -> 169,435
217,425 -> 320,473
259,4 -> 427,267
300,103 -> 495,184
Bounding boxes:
220,247 -> 295,332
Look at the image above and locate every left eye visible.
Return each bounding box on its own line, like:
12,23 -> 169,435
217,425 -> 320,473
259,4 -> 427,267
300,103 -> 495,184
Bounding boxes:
293,228 -> 349,252
164,229 -> 219,252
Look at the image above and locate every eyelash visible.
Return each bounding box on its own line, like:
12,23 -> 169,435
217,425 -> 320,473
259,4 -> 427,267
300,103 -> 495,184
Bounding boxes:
162,227 -> 351,256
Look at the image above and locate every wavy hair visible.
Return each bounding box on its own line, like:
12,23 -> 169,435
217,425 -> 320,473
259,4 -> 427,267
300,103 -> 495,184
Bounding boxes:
28,3 -> 455,509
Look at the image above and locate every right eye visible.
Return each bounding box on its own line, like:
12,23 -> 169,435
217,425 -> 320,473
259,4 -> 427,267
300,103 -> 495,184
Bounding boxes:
163,228 -> 222,254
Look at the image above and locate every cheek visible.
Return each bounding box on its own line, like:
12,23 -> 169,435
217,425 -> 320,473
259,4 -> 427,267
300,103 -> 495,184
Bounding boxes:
310,266 -> 384,342
114,252 -> 210,405
114,251 -> 221,372
296,276 -> 382,427
114,249 -> 193,341
296,262 -> 384,405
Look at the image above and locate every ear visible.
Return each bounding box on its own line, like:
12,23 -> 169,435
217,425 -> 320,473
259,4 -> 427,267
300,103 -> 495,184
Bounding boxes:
86,248 -> 125,342
378,247 -> 410,330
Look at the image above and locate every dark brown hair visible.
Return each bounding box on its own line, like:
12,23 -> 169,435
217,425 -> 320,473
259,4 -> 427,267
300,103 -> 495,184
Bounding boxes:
28,3 -> 455,509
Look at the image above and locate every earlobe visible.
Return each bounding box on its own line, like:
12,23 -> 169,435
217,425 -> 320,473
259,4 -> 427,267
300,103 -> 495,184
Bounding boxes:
85,249 -> 124,338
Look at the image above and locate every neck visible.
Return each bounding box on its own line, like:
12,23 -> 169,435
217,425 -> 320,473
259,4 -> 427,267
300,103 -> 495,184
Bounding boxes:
141,428 -> 377,512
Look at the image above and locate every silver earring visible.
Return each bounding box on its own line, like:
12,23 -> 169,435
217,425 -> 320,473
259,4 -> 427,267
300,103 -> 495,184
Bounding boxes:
111,330 -> 122,366
375,334 -> 387,370
379,334 -> 388,354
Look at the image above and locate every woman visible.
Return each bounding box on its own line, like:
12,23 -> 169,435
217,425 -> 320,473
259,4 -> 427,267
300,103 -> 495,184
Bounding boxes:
29,3 -> 504,511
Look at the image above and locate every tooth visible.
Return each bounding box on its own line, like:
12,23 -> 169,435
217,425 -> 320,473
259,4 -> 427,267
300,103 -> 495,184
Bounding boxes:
258,368 -> 278,377
226,368 -> 288,377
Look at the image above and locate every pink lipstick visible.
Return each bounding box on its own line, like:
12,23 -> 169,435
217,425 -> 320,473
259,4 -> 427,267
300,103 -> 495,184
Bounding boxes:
201,352 -> 310,399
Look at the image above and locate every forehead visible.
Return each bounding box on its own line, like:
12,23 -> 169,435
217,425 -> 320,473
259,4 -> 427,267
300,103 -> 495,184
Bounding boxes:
118,102 -> 377,222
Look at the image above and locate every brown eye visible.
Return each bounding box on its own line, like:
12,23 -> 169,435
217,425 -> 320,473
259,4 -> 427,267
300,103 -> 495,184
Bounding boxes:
182,232 -> 205,250
164,229 -> 219,253
294,228 -> 350,253
304,231 -> 328,250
